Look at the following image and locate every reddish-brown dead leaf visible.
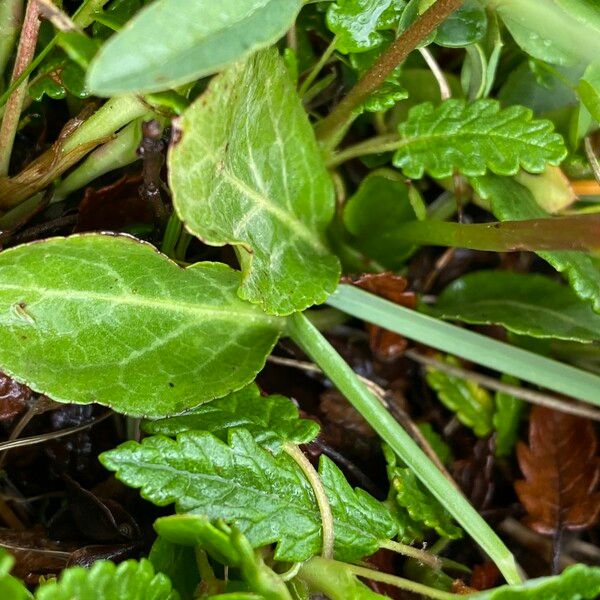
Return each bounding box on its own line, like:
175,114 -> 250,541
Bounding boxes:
351,273 -> 416,361
470,563 -> 501,591
0,373 -> 31,421
515,406 -> 600,536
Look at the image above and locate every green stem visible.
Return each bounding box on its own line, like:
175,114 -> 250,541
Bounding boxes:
52,118 -> 144,202
379,539 -> 442,570
327,134 -> 400,167
283,443 -> 335,560
287,312 -> 522,585
299,557 -> 456,600
299,36 -> 337,98
315,0 -> 464,150
383,215 -> 600,252
327,284 -> 600,409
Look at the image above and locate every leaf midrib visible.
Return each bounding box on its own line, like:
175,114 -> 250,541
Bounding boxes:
0,284 -> 276,323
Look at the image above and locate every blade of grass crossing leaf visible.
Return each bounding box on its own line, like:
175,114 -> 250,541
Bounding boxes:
286,312 -> 522,585
327,285 -> 600,409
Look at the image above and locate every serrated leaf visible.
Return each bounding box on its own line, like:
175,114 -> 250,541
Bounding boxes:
430,271 -> 600,343
470,564 -> 600,599
393,99 -> 566,179
101,429 -> 398,562
87,0 -> 303,95
143,383 -> 319,451
579,60 -> 600,122
425,356 -> 495,437
0,235 -> 282,418
326,0 -> 406,54
169,49 -> 340,316
29,56 -> 88,102
343,170 -> 425,268
35,559 -> 178,600
493,376 -> 525,459
383,444 -> 461,540
417,423 -> 453,465
472,174 -> 600,312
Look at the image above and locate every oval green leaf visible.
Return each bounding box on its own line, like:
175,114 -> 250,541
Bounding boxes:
169,49 -> 340,316
87,0 -> 303,95
0,235 -> 282,417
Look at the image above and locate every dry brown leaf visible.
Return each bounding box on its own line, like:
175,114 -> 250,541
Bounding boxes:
351,273 -> 416,361
515,406 -> 600,536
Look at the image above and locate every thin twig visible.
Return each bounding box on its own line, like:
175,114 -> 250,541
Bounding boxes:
0,0 -> 41,175
315,0 -> 463,147
405,349 -> 600,421
0,411 -> 111,452
418,47 -> 451,100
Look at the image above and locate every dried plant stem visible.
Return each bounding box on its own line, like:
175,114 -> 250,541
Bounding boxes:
0,411 -> 111,452
315,0 -> 463,148
419,47 -> 451,100
585,136 -> 600,185
284,442 -> 335,560
0,0 -> 41,175
404,349 -> 600,422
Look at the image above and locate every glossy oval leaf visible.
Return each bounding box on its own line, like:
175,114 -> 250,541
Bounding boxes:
0,235 -> 282,417
169,49 -> 340,316
87,0 -> 303,95
430,271 -> 600,343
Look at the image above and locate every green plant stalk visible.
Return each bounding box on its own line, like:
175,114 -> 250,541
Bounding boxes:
299,556 -> 456,600
52,119 -> 145,202
315,0 -> 464,149
287,312 -> 522,585
0,94 -> 148,209
0,0 -> 23,83
298,36 -> 337,98
383,215 -> 600,252
327,284 -> 600,408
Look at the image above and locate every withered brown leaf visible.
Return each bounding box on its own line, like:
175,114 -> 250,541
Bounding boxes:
515,406 -> 600,536
351,273 -> 416,361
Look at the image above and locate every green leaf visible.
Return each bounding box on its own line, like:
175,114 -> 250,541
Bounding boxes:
29,56 -> 88,101
169,49 -> 340,316
579,60 -> 600,122
343,170 -> 425,268
383,445 -> 461,540
425,355 -> 495,437
430,270 -> 600,343
326,0 -> 406,54
101,429 -> 398,562
469,563 -> 600,599
87,0 -> 303,95
143,383 -> 320,451
393,99 -> 567,178
493,376 -> 525,459
472,174 -> 600,312
157,517 -> 292,600
417,423 -> 453,465
35,559 -> 179,600
149,537 -> 200,600
435,0 -> 487,48
0,550 -> 31,600
0,235 -> 282,418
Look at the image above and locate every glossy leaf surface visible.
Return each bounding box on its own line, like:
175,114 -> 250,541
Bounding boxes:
0,235 -> 282,417
143,383 -> 320,451
431,271 -> 600,342
87,0 -> 303,94
170,50 -> 340,315
393,99 -> 566,179
101,429 -> 398,562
